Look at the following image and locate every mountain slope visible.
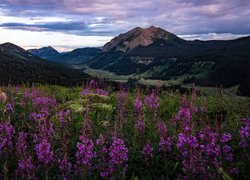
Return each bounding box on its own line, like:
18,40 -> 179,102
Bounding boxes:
28,46 -> 60,59
0,43 -> 91,85
54,48 -> 101,64
89,27 -> 250,94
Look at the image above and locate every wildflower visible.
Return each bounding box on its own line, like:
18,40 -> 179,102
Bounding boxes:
222,145 -> 231,153
176,106 -> 191,123
81,88 -> 91,96
117,91 -> 126,109
0,122 -> 15,154
142,144 -> 154,162
135,120 -> 145,135
96,134 -> 104,145
35,139 -> 53,165
238,139 -> 248,148
40,121 -> 55,140
159,137 -> 172,154
109,137 -> 128,165
18,156 -> 35,174
76,135 -> 95,168
96,88 -> 109,96
59,155 -> 72,174
59,110 -> 71,127
229,167 -> 239,175
239,126 -> 250,138
16,132 -> 27,156
220,133 -> 232,143
6,102 -> 14,113
157,122 -> 167,136
144,91 -> 159,110
241,118 -> 250,126
117,90 -> 127,129
134,98 -> 143,116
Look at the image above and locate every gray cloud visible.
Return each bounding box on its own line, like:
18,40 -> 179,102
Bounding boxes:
0,0 -> 249,37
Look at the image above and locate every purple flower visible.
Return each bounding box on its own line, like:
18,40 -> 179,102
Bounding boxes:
135,120 -> 145,135
176,107 -> 191,123
159,137 -> 172,154
32,96 -> 57,112
241,118 -> 250,126
76,135 -> 95,168
96,88 -> 109,96
157,122 -> 167,136
81,88 -> 91,96
117,91 -> 126,108
100,171 -> 109,177
230,167 -> 239,175
220,133 -> 232,143
177,133 -> 198,149
18,156 -> 35,173
16,132 -> 27,156
35,139 -> 53,165
222,145 -> 231,153
0,122 -> 15,154
238,139 -> 248,148
6,102 -> 14,113
142,144 -> 154,162
134,98 -> 143,116
144,91 -> 159,110
96,134 -> 104,145
59,110 -> 71,127
107,136 -> 128,176
109,136 -> 128,165
225,154 -> 233,161
59,156 -> 72,174
239,126 -> 250,138
40,121 -> 55,140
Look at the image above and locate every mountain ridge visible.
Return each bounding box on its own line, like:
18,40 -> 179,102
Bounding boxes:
27,46 -> 60,60
0,42 -> 91,86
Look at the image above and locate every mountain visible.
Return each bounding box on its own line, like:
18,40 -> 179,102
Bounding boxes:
28,46 -> 101,65
103,26 -> 184,52
54,48 -> 101,64
28,46 -> 60,59
0,43 -> 91,85
88,26 -> 250,95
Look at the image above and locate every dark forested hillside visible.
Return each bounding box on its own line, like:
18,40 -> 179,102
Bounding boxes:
0,43 -> 91,86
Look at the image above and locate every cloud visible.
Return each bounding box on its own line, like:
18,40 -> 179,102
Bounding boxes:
0,0 -> 249,48
0,0 -> 249,35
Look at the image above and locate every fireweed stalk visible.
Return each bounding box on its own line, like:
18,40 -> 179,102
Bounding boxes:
16,132 -> 35,178
117,89 -> 127,132
0,121 -> 15,178
144,90 -> 159,123
57,110 -> 72,178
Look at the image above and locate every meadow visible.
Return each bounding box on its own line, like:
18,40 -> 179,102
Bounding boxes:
0,81 -> 249,179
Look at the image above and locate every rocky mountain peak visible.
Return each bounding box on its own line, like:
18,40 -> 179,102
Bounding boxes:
103,26 -> 182,52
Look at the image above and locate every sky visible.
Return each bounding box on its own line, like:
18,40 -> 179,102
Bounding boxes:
0,0 -> 250,52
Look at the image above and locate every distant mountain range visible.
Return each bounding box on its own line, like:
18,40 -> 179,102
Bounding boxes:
28,46 -> 60,59
0,43 -> 91,86
28,47 -> 101,65
1,26 -> 250,95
